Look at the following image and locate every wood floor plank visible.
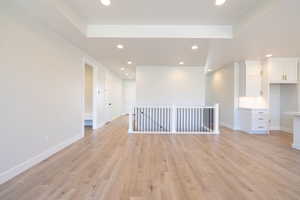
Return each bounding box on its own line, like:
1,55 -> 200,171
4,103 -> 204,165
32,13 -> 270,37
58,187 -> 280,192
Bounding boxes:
0,116 -> 300,200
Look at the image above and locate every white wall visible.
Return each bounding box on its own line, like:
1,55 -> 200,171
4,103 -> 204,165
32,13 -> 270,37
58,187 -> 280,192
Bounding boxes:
136,66 -> 205,106
105,71 -> 123,121
269,85 -> 281,130
123,80 -> 136,114
0,4 -> 123,184
205,64 -> 237,129
280,85 -> 298,133
0,5 -> 84,183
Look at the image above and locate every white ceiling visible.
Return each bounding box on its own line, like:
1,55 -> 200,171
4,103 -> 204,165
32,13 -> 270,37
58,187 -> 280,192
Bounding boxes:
68,0 -> 274,79
8,0 -> 300,80
67,0 -> 268,25
87,38 -> 212,78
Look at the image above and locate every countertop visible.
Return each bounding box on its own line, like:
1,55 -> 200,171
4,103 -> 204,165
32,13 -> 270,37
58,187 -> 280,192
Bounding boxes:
278,112 -> 300,116
291,112 -> 300,117
239,107 -> 268,110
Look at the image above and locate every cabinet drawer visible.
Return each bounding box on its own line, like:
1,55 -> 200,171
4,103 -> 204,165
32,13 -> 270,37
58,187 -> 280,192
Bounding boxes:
253,110 -> 268,116
253,125 -> 268,131
253,120 -> 268,127
253,111 -> 268,121
253,115 -> 268,122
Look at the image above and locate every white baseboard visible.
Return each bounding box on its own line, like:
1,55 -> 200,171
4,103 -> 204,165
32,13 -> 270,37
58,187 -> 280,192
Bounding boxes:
270,126 -> 293,133
111,114 -> 122,121
220,122 -> 235,130
94,114 -> 123,130
0,133 -> 83,185
270,126 -> 281,131
95,122 -> 106,129
280,126 -> 293,134
292,143 -> 300,150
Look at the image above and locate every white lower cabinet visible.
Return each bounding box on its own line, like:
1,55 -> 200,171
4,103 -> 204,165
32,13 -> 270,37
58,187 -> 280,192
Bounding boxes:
239,108 -> 269,134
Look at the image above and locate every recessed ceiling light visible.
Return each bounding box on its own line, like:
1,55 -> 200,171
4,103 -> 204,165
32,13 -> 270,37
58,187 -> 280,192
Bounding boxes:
207,69 -> 212,72
100,0 -> 111,6
265,54 -> 273,58
125,73 -> 129,76
192,45 -> 199,50
179,61 -> 184,65
215,0 -> 226,6
127,61 -> 132,65
120,67 -> 125,71
117,44 -> 124,49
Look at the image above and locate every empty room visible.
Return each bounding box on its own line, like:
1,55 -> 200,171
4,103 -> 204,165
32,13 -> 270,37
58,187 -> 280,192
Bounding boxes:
1,0 -> 300,199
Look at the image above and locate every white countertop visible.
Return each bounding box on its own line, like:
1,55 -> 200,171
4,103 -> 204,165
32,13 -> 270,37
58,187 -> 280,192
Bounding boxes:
239,107 -> 268,110
292,112 -> 300,117
279,112 -> 300,116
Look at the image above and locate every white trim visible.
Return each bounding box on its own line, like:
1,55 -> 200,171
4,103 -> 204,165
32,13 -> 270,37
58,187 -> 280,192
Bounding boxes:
95,114 -> 123,129
87,25 -> 233,39
281,126 -> 293,134
292,143 -> 300,150
0,133 -> 83,185
110,114 -> 122,122
220,122 -> 235,130
95,122 -> 106,129
248,130 -> 268,134
270,126 -> 281,131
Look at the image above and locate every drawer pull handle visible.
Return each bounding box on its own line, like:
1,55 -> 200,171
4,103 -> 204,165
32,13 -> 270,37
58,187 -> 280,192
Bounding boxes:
258,118 -> 264,120
258,126 -> 265,129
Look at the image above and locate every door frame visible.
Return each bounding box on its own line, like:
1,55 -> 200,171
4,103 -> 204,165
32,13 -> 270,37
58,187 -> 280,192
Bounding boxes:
82,57 -> 98,131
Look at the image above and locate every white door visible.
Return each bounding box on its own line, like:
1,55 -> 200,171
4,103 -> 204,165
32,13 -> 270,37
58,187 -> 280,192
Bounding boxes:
104,90 -> 113,122
284,59 -> 298,81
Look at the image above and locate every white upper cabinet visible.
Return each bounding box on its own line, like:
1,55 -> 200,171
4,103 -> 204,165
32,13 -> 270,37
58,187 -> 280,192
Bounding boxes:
268,58 -> 299,84
239,60 -> 262,97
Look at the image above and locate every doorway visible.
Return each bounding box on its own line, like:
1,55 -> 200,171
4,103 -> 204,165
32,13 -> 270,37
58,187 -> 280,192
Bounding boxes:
84,64 -> 94,136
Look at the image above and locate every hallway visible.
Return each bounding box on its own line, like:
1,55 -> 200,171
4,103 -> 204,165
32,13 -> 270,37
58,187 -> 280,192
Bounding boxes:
1,116 -> 300,200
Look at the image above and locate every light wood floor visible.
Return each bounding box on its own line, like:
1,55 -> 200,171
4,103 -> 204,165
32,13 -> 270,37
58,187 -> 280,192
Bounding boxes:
1,116 -> 300,200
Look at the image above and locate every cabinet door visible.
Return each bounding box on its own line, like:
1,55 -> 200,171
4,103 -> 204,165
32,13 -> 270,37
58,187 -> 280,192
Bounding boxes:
284,59 -> 298,81
269,60 -> 285,82
269,58 -> 298,83
245,61 -> 261,97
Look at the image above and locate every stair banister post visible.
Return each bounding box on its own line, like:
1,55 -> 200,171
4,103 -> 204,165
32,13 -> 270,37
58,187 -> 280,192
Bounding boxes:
172,105 -> 177,134
214,104 -> 220,134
